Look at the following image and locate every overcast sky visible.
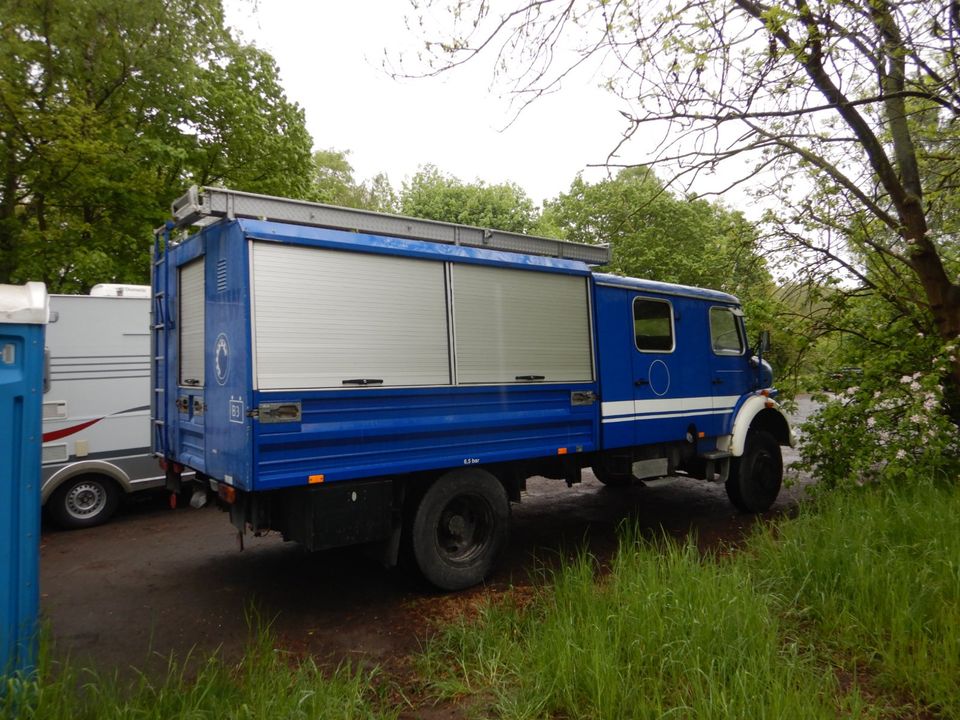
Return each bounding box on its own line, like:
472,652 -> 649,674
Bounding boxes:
223,0 -> 656,206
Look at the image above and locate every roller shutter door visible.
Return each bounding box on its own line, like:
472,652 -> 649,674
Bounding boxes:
251,243 -> 450,389
452,264 -> 592,384
178,259 -> 205,387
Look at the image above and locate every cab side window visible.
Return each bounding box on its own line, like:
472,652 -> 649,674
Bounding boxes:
633,298 -> 674,352
710,306 -> 745,355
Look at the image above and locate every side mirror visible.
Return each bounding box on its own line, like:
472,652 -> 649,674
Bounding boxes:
757,330 -> 771,355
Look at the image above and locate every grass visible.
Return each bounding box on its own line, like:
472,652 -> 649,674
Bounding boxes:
751,479 -> 960,717
5,480 -> 957,719
419,479 -> 960,718
421,539 -> 856,719
2,622 -> 397,720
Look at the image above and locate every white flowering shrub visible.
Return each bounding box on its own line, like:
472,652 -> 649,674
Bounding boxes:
798,340 -> 960,487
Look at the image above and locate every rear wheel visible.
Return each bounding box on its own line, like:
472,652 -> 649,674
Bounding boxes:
590,456 -> 636,487
409,468 -> 509,591
48,474 -> 121,529
725,431 -> 782,513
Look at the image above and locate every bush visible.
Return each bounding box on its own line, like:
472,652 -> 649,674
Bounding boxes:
798,339 -> 960,488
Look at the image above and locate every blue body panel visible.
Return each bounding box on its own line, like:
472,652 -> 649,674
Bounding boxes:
252,384 -> 597,490
0,317 -> 44,674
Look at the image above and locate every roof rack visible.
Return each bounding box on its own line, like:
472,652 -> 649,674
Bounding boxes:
170,186 -> 611,265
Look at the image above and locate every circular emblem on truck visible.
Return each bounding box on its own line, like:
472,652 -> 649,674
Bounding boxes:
648,359 -> 671,397
214,333 -> 229,385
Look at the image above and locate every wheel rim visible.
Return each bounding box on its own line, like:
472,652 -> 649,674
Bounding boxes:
434,494 -> 494,566
752,450 -> 780,497
64,481 -> 107,521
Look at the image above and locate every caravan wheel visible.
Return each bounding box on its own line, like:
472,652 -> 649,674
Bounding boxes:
48,474 -> 121,529
410,469 -> 510,591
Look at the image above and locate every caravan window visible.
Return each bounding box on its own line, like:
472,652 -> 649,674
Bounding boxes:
633,298 -> 674,352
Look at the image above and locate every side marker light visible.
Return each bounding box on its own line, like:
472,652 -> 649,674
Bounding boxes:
218,484 -> 237,504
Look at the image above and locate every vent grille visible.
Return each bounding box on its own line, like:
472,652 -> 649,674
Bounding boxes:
216,258 -> 227,293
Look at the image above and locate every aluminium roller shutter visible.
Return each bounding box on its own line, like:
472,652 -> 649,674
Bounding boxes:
251,243 -> 450,389
178,259 -> 205,387
452,264 -> 592,384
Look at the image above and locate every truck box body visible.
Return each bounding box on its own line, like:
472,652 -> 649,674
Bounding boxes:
160,219 -> 600,492
155,187 -> 792,590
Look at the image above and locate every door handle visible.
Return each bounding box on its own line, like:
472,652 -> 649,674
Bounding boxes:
634,379 -> 649,386
712,378 -> 724,385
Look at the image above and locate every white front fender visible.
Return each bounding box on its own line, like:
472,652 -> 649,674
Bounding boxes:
721,395 -> 796,457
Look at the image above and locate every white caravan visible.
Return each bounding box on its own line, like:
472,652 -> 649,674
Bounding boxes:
41,285 -> 176,528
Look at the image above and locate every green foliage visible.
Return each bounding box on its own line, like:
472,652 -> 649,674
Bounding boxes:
421,537 -> 852,719
400,164 -> 538,232
308,150 -> 398,212
2,625 -> 394,720
405,0 -> 960,421
798,337 -> 960,488
753,481 -> 960,715
188,39 -> 314,198
0,0 -> 312,291
421,483 -> 960,718
543,168 -> 768,296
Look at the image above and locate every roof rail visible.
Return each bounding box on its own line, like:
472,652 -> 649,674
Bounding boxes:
170,186 -> 611,265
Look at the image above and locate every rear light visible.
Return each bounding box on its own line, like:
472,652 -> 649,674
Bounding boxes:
218,484 -> 237,504
159,458 -> 186,474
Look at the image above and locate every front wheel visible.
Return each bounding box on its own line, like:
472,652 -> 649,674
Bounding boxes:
48,474 -> 121,529
409,468 -> 510,591
725,430 -> 782,513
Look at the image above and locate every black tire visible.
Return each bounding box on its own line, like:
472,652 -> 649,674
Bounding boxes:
48,474 -> 121,529
410,469 -> 510,591
725,431 -> 782,513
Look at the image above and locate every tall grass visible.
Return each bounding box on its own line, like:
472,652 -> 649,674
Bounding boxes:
421,480 -> 960,719
752,480 -> 960,716
2,625 -> 396,720
422,537 -> 858,719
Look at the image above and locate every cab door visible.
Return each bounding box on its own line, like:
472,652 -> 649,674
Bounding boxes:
630,294 -> 683,445
708,305 -> 748,434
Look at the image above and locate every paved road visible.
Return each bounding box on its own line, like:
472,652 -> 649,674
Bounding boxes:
40,397 -> 816,677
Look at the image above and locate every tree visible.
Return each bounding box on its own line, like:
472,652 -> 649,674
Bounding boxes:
404,0 -> 960,405
544,167 -> 805,372
400,164 -> 538,232
544,167 -> 768,293
0,0 -> 313,291
308,149 -> 398,212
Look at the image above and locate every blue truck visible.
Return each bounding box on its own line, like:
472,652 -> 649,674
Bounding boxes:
153,186 -> 793,590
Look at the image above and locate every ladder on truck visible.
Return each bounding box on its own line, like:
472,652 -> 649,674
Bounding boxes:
169,186 -> 612,265
150,226 -> 170,461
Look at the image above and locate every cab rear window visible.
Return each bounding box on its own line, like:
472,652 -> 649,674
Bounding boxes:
633,298 -> 674,352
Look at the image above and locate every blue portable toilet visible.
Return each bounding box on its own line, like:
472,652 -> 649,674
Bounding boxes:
0,282 -> 48,676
